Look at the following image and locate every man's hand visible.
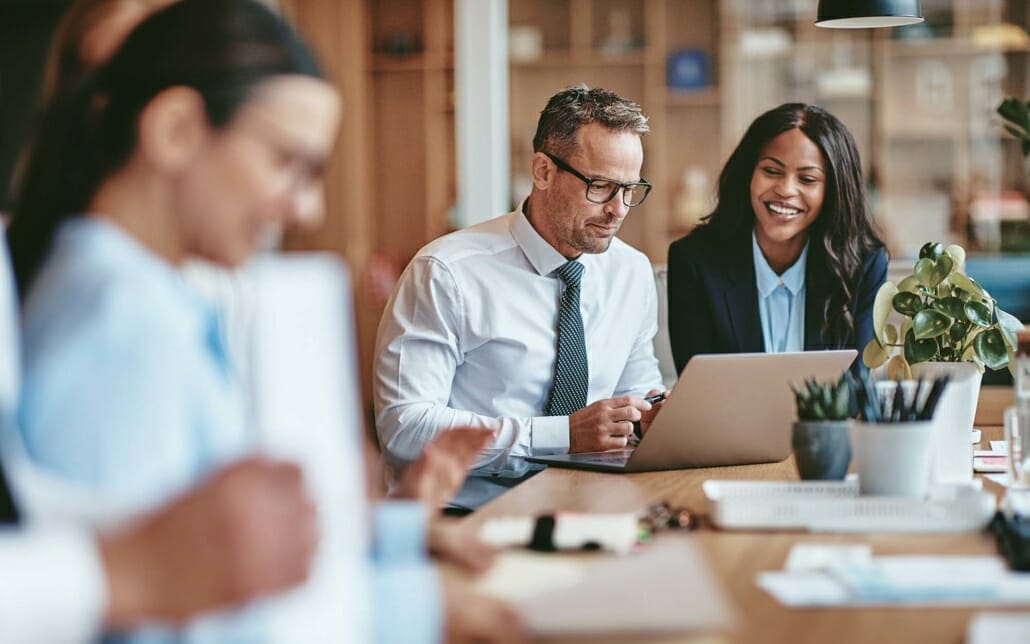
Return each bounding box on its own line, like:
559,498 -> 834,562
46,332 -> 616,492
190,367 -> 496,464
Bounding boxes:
392,427 -> 495,509
444,582 -> 526,644
428,519 -> 496,574
637,389 -> 670,437
99,458 -> 317,627
568,396 -> 653,453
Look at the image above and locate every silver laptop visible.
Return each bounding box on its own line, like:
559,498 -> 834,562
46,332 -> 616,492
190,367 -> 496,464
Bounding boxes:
525,350 -> 857,473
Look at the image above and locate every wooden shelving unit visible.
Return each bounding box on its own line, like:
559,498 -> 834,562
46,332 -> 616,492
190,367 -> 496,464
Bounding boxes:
508,0 -> 724,261
279,0 -> 1028,409
719,0 -> 1028,257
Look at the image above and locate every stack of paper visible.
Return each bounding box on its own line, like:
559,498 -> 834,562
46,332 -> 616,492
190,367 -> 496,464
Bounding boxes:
477,540 -> 736,637
760,544 -> 1030,607
975,440 -> 1009,475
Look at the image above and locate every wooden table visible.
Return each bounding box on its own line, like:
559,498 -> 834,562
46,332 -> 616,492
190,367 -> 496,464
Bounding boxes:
462,386 -> 1017,643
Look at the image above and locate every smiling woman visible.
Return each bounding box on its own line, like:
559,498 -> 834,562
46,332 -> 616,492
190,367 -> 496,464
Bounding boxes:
666,103 -> 888,375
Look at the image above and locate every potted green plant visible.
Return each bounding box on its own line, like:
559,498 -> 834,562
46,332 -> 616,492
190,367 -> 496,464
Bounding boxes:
862,241 -> 1023,482
997,97 -> 1030,252
998,97 -> 1029,157
791,375 -> 852,480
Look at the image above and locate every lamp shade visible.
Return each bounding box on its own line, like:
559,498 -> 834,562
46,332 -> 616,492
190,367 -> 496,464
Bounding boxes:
816,0 -> 924,28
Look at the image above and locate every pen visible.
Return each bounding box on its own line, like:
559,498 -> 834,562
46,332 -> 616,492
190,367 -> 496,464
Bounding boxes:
633,393 -> 666,440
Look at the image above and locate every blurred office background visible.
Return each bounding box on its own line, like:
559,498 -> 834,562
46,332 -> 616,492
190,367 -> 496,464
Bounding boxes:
1,0 -> 1028,394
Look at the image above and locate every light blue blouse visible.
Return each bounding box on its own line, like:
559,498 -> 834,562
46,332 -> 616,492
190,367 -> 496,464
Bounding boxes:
17,219 -> 441,644
752,230 -> 808,354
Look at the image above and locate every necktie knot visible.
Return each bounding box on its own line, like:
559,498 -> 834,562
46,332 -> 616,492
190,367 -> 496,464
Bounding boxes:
556,260 -> 584,289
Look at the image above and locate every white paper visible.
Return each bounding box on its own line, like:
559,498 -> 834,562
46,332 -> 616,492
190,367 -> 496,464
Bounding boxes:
975,449 -> 1006,457
482,541 -> 736,636
760,545 -> 1030,608
784,544 -> 872,572
968,612 -> 1030,644
987,473 -> 1013,487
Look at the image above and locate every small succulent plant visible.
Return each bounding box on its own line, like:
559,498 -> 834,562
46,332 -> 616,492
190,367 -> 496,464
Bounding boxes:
792,375 -> 852,422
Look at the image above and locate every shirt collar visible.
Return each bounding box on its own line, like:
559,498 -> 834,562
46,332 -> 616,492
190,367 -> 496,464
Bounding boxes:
59,218 -> 226,364
510,199 -> 574,277
752,229 -> 808,298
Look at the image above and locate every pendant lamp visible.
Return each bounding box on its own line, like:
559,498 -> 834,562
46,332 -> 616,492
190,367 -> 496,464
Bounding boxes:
816,0 -> 924,28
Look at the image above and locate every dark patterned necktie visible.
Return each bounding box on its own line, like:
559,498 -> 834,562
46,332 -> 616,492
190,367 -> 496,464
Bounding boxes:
546,260 -> 589,416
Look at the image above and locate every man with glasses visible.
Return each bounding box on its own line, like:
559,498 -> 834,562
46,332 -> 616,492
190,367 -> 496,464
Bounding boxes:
374,86 -> 666,511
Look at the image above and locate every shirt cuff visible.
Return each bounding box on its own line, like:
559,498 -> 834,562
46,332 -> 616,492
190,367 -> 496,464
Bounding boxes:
0,527 -> 106,644
373,564 -> 443,644
371,501 -> 428,565
530,415 -> 570,453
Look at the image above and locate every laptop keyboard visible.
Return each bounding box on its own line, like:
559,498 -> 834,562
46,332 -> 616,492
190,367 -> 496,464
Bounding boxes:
577,450 -> 633,465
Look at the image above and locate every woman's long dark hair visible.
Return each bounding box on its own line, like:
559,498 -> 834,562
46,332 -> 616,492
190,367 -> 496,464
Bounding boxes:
7,0 -> 323,297
702,102 -> 884,347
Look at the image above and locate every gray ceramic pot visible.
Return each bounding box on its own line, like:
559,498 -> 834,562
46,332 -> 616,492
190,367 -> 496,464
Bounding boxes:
792,420 -> 851,480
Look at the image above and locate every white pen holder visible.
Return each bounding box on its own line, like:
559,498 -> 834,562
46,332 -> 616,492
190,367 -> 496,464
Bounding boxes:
850,420 -> 935,497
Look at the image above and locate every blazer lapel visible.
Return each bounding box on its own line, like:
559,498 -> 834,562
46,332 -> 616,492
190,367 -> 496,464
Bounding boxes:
722,235 -> 764,353
804,251 -> 830,350
0,462 -> 18,525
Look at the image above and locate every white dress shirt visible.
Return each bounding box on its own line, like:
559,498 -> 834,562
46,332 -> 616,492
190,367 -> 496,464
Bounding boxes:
374,206 -> 663,508
0,229 -> 106,644
752,231 -> 808,354
0,527 -> 106,644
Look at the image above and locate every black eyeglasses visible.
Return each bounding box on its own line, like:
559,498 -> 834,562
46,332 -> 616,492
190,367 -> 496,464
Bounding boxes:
545,153 -> 653,208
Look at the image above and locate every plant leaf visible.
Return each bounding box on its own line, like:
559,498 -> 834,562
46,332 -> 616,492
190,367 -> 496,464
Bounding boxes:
1006,124 -> 1029,139
949,320 -> 969,343
974,328 -> 1009,371
914,255 -> 953,288
996,308 -> 1023,350
863,336 -> 889,368
952,286 -> 975,302
897,275 -> 923,294
886,354 -> 912,380
919,242 -> 943,260
932,296 -> 965,319
998,97 -> 1030,130
948,271 -> 987,299
963,300 -> 992,327
885,323 -> 898,345
832,378 -> 850,420
913,309 -> 952,339
892,292 -> 924,317
944,244 -> 966,270
904,329 -> 938,363
872,282 -> 899,345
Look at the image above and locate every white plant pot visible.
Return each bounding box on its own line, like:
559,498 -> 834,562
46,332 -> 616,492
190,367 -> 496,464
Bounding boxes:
910,361 -> 983,484
850,420 -> 935,497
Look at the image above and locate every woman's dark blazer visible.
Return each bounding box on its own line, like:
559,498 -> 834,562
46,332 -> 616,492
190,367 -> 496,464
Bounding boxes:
667,227 -> 888,375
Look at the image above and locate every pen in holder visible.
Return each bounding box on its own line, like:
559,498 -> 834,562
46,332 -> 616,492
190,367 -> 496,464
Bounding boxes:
850,375 -> 949,497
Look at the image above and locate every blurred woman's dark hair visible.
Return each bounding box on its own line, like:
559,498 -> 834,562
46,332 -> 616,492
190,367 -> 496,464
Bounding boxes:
701,102 -> 885,347
7,0 -> 322,297
41,0 -> 155,103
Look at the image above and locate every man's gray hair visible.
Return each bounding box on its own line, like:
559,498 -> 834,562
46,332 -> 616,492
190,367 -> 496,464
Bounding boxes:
532,85 -> 649,158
